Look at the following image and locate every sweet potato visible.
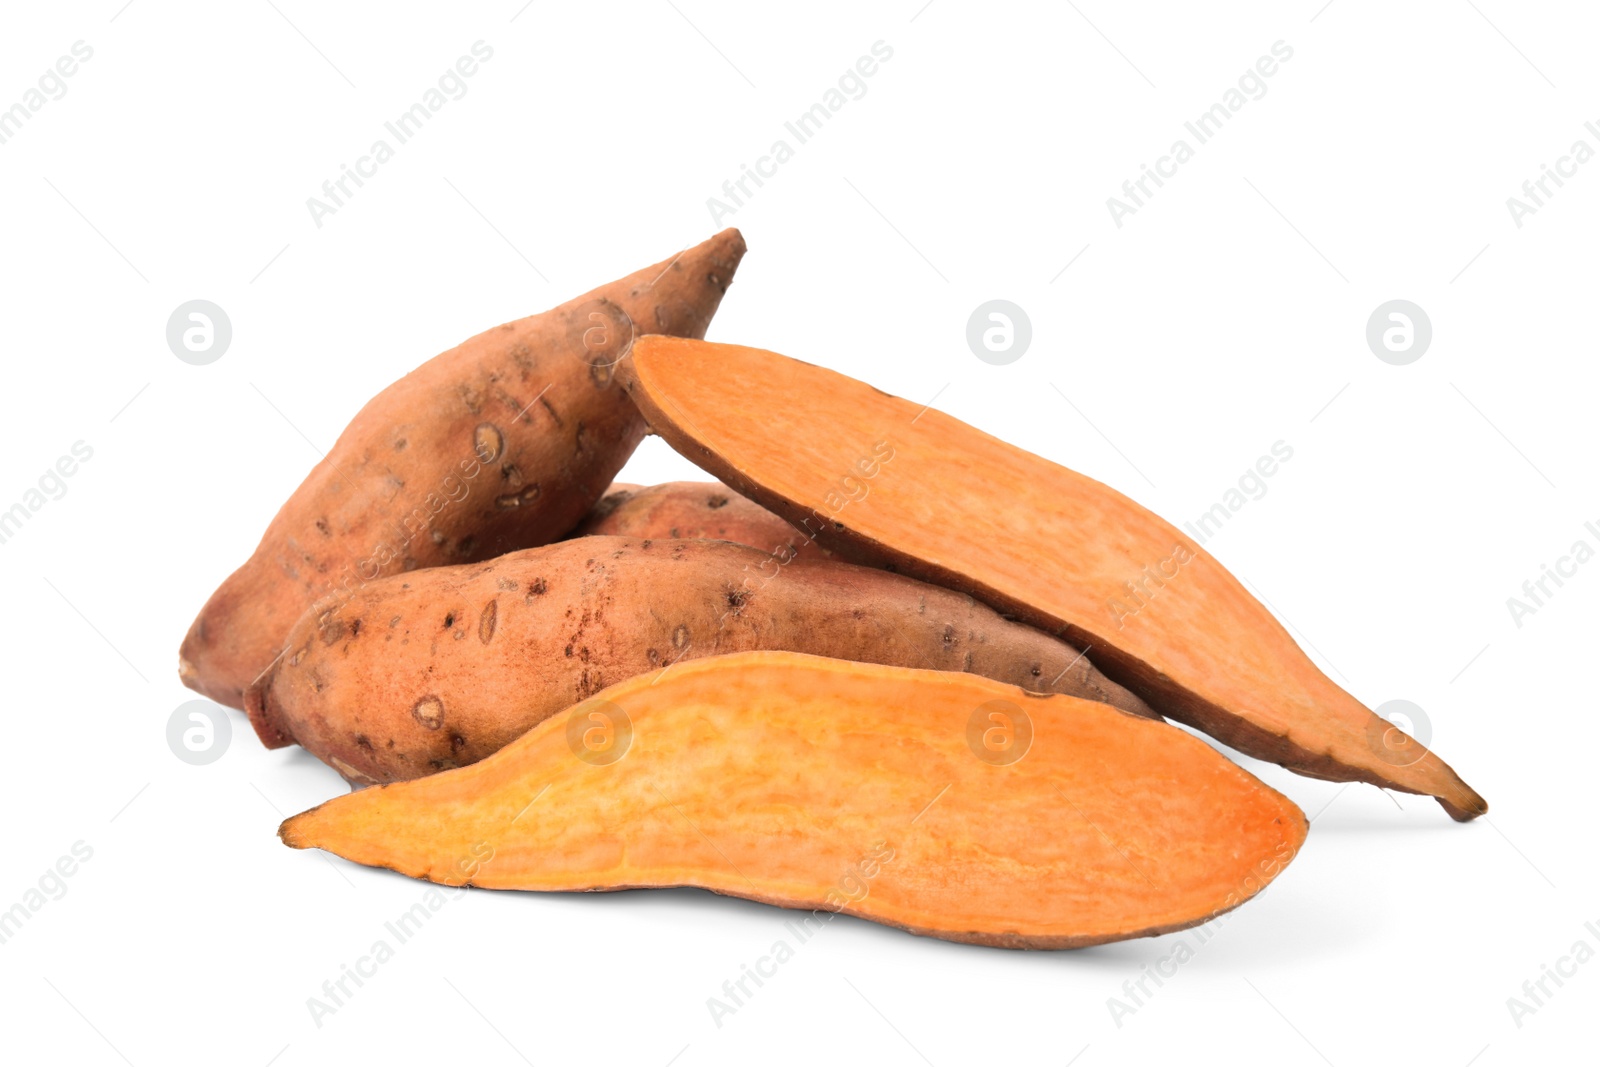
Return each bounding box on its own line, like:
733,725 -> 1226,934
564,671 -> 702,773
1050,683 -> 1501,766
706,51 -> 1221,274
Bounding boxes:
571,480 -> 829,560
618,336 -> 1487,821
280,651 -> 1307,948
178,230 -> 747,709
246,536 -> 1156,783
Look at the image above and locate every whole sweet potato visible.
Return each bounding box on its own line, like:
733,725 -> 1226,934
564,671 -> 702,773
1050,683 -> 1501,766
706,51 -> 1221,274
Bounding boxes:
246,536 -> 1156,783
179,230 -> 746,709
570,480 -> 829,560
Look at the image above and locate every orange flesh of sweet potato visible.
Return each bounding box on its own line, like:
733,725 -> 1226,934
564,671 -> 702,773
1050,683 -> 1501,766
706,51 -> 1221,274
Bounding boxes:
619,336 -> 1487,821
280,651 -> 1307,949
247,536 -> 1157,784
570,480 -> 830,560
178,231 -> 746,711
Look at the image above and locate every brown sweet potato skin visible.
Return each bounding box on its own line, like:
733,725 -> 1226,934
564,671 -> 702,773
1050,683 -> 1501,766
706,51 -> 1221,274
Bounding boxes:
570,481 -> 830,560
247,536 -> 1157,783
178,231 -> 746,711
280,652 -> 1307,949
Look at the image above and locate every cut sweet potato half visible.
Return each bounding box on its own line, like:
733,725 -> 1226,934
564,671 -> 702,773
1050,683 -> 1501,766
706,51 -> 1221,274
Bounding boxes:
281,652 -> 1307,948
618,336 -> 1487,821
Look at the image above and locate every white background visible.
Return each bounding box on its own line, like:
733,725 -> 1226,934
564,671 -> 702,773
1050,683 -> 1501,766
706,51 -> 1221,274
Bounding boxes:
0,2 -> 1594,1064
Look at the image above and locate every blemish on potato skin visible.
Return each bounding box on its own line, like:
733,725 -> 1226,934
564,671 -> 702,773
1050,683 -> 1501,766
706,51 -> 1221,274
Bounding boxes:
672,624 -> 691,650
355,734 -> 373,751
450,733 -> 468,753
474,422 -> 504,463
412,695 -> 446,729
443,612 -> 455,629
319,613 -> 346,646
478,599 -> 498,644
497,577 -> 519,592
707,494 -> 729,509
495,485 -> 540,508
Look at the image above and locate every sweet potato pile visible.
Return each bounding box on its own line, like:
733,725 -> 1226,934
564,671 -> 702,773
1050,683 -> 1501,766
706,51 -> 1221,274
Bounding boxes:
184,231 -> 1484,949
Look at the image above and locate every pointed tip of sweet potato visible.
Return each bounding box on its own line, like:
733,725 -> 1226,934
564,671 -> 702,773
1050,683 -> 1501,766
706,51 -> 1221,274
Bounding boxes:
1437,786 -> 1489,822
